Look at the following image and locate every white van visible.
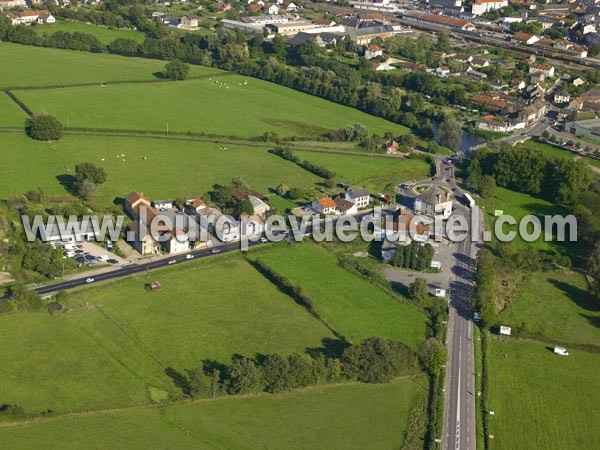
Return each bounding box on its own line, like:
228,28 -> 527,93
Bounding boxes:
554,347 -> 569,356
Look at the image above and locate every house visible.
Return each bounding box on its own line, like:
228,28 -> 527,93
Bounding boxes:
365,44 -> 383,59
512,32 -> 540,45
454,54 -> 473,64
511,78 -> 526,90
185,197 -> 207,215
386,139 -> 399,154
286,32 -> 339,47
312,196 -> 337,214
334,197 -> 358,215
283,0 -> 298,11
371,61 -> 393,71
436,66 -> 451,77
471,0 -> 508,16
464,67 -> 488,80
265,3 -> 279,14
554,40 -> 588,58
314,18 -> 336,27
347,25 -> 397,45
162,228 -> 190,254
470,57 -> 489,68
180,14 -> 198,29
197,207 -> 239,242
152,199 -> 174,210
267,21 -> 316,36
345,187 -> 370,208
472,94 -> 508,112
530,72 -> 545,84
239,213 -> 266,236
380,207 -> 432,260
569,97 -> 584,110
554,90 -> 570,104
247,195 -> 271,215
38,218 -> 104,243
413,185 -> 453,218
129,219 -> 160,255
573,77 -> 586,87
476,115 -> 511,132
517,101 -> 546,125
0,0 -> 26,7
529,63 -> 554,77
5,10 -> 55,25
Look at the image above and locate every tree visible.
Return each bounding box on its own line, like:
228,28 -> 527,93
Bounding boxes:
419,338 -> 447,375
75,162 -> 107,186
164,59 -> 190,81
478,174 -> 497,198
438,117 -> 462,151
587,242 -> 600,303
28,114 -> 63,141
239,197 -> 254,215
409,278 -> 428,303
436,32 -> 450,53
228,357 -> 265,394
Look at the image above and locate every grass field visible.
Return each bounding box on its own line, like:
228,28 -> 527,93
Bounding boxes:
293,151 -> 430,193
0,133 -> 322,203
0,93 -> 28,127
0,256 -> 335,413
498,271 -> 600,346
254,243 -> 428,349
33,20 -> 147,44
0,43 -> 217,88
522,140 -> 577,161
0,377 -> 428,450
487,338 -> 600,450
15,76 -> 408,138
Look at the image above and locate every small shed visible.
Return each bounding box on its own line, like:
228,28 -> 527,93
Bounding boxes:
145,281 -> 162,291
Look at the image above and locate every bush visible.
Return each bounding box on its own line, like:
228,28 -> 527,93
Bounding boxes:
28,114 -> 63,141
164,59 -> 190,81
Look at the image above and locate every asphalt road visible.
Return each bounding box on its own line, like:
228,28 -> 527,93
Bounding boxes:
443,205 -> 479,450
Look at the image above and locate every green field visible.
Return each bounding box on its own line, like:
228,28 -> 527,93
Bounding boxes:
0,257 -> 335,413
0,93 -> 28,127
293,151 -> 430,193
522,140 -> 577,161
0,43 -> 217,88
487,338 -> 600,450
15,76 -> 408,137
0,377 -> 428,450
33,20 -> 147,44
498,271 -> 600,346
0,133 -> 322,203
255,243 -> 428,349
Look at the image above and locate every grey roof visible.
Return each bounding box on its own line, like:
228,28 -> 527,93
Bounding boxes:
417,186 -> 450,205
348,25 -> 395,39
347,187 -> 369,198
286,32 -> 340,46
185,14 -> 199,20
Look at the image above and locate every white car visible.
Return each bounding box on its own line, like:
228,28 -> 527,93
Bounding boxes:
167,259 -> 177,265
186,254 -> 194,260
260,237 -> 268,243
85,277 -> 95,283
211,248 -> 221,254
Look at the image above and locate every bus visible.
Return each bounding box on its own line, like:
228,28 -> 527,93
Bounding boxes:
464,193 -> 475,208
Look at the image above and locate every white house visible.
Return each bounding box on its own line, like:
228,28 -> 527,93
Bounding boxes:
312,196 -> 337,214
162,228 -> 190,254
334,197 -> 358,215
6,10 -> 55,25
365,44 -> 383,60
436,66 -> 450,77
39,218 -> 103,243
471,0 -> 508,16
247,195 -> 271,216
345,187 -> 370,209
414,186 -> 453,219
266,3 -> 279,14
553,91 -> 570,104
197,207 -> 240,242
529,63 -> 554,77
512,32 -> 540,45
239,213 -> 266,237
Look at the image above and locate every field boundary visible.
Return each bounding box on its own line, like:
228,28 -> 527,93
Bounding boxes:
3,90 -> 33,117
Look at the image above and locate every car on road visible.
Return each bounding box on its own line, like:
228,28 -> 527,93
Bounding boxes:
186,254 -> 194,260
76,244 -> 84,249
260,237 -> 268,243
211,248 -> 221,254
107,259 -> 119,265
167,259 -> 177,264
85,278 -> 95,283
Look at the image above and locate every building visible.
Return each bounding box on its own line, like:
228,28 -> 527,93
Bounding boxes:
312,196 -> 337,214
413,186 -> 453,218
180,14 -> 199,29
554,90 -> 570,104
475,115 -> 511,132
472,0 -> 508,16
5,10 -> 55,25
345,187 -> 370,208
38,218 -> 103,243
267,21 -> 316,35
401,11 -> 475,32
529,63 -> 555,77
347,25 -> 397,45
365,44 -> 383,59
436,66 -> 450,77
0,0 -> 26,7
564,118 -> 600,142
334,197 -> 358,215
511,78 -> 526,90
512,32 -> 540,45
286,32 -> 340,47
197,207 -> 239,242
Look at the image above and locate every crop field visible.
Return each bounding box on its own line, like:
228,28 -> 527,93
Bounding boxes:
33,20 -> 147,44
0,256 -> 335,413
0,133 -> 322,203
293,151 -> 431,193
254,243 -> 428,349
0,43 -> 218,88
0,376 -> 428,450
498,271 -> 600,347
0,93 -> 28,127
487,338 -> 600,450
15,75 -> 408,137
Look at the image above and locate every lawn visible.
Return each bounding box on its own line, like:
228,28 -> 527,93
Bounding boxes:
487,338 -> 600,450
0,93 -> 28,127
0,43 -> 217,88
15,75 -> 408,138
67,256 -> 336,371
0,133 -> 322,203
292,151 -> 431,193
477,186 -> 578,258
0,377 -> 428,450
522,140 -> 577,161
33,20 -> 147,45
254,243 -> 429,349
498,271 -> 600,347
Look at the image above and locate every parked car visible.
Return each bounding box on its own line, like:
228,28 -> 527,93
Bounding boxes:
85,278 -> 95,283
260,237 -> 268,243
167,259 -> 177,265
186,254 -> 194,260
107,259 -> 119,265
211,248 -> 221,254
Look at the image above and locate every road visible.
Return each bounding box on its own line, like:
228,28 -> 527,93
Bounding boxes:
443,210 -> 479,450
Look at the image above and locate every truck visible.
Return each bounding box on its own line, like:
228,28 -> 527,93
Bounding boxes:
464,193 -> 475,208
554,347 -> 569,356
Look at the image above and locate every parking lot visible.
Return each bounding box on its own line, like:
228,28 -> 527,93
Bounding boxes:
54,241 -> 127,268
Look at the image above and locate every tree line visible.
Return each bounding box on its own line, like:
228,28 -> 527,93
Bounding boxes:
269,147 -> 335,179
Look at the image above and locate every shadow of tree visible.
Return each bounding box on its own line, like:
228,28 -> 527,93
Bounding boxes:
549,278 -> 600,312
306,337 -> 350,359
56,174 -> 77,197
